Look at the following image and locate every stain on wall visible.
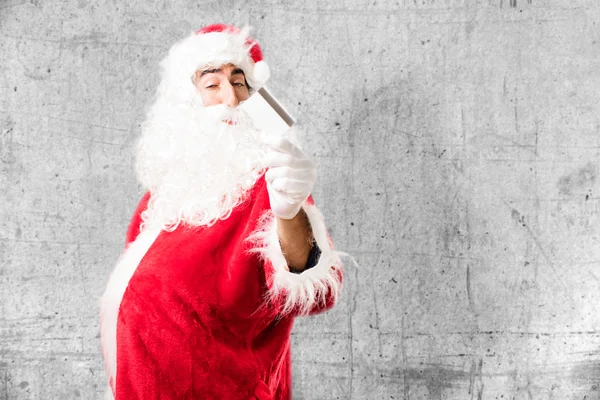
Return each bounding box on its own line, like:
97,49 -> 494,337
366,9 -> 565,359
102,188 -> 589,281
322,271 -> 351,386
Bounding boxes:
558,162 -> 596,196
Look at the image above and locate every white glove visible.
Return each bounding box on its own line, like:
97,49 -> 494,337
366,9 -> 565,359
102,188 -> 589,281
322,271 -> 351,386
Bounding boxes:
264,136 -> 316,219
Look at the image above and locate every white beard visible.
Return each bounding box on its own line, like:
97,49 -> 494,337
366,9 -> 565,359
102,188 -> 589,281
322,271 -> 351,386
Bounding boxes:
135,96 -> 267,231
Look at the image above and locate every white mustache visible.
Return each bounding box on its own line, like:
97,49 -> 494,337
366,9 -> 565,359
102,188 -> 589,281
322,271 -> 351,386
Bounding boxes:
200,104 -> 249,124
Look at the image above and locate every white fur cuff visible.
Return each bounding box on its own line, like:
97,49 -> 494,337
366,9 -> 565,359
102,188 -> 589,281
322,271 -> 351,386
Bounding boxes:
251,203 -> 344,316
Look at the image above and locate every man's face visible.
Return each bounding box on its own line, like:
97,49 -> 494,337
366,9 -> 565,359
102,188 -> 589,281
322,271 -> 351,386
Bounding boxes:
193,63 -> 250,107
138,62 -> 265,229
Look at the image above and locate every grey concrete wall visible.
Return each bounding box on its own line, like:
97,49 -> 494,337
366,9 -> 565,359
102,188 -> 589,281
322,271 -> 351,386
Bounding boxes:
1,0 -> 599,398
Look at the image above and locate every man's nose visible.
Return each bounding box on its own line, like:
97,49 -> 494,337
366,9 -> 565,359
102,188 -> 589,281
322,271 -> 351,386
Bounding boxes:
221,82 -> 239,107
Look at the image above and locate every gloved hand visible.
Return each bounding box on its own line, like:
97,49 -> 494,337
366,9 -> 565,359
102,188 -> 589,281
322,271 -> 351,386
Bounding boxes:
264,136 -> 316,220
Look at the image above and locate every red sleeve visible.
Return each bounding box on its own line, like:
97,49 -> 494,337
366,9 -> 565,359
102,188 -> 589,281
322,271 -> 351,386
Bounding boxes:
254,191 -> 344,318
124,192 -> 151,247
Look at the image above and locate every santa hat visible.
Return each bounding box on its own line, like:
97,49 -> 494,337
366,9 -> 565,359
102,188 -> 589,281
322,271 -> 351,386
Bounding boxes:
156,24 -> 270,104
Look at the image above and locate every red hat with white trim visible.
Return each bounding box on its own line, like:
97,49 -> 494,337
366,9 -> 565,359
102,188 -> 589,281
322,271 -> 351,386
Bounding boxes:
158,24 -> 270,100
195,24 -> 270,88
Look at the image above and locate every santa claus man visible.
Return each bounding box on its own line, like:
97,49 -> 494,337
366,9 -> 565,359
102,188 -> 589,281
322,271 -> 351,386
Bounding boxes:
100,24 -> 344,399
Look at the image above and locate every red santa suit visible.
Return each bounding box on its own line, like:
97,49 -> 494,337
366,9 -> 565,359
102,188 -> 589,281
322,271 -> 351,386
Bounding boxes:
100,174 -> 344,399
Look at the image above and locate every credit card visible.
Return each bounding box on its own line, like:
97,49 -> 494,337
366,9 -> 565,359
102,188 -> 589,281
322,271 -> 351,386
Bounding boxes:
239,87 -> 295,136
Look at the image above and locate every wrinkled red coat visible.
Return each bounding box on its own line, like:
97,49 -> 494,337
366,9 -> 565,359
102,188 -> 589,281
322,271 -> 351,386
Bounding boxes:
100,175 -> 343,399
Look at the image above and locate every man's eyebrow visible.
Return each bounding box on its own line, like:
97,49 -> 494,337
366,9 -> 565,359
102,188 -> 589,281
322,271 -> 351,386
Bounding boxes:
200,68 -> 221,77
199,67 -> 245,77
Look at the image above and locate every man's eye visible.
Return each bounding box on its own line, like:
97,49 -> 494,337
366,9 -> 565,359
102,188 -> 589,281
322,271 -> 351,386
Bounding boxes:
233,82 -> 246,87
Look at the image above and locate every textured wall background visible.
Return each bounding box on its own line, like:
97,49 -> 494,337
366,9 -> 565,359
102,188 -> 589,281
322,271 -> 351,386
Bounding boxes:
1,0 -> 599,398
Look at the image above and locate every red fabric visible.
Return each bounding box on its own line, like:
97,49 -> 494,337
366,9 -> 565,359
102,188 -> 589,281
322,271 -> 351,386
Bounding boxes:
113,176 -> 339,399
195,23 -> 264,64
124,191 -> 150,247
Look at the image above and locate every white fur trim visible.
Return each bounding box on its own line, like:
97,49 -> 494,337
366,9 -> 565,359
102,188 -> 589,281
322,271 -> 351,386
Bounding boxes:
252,60 -> 270,85
250,203 -> 343,316
103,385 -> 114,400
158,30 -> 269,106
99,228 -> 160,396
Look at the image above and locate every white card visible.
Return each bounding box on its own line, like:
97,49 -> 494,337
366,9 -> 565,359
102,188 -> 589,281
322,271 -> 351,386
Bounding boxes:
239,87 -> 295,137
